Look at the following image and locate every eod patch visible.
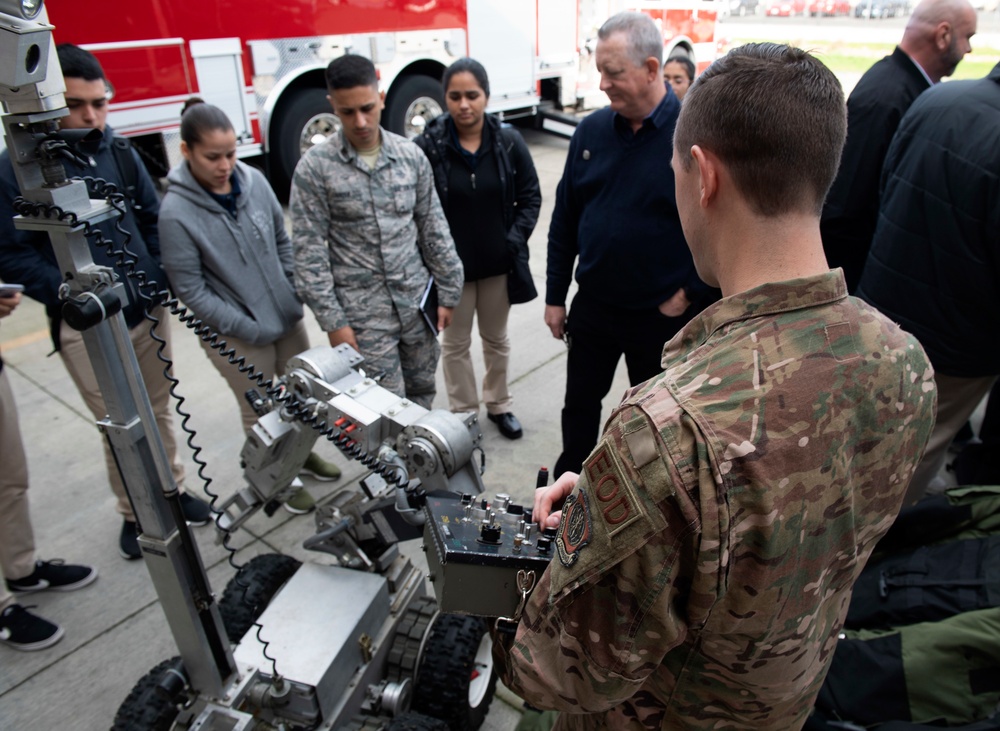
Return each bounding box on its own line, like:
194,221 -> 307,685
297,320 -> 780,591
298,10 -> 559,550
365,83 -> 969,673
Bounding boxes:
584,441 -> 644,536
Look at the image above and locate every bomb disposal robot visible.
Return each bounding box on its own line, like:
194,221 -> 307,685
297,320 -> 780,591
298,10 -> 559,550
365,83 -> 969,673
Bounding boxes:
0,3 -> 544,729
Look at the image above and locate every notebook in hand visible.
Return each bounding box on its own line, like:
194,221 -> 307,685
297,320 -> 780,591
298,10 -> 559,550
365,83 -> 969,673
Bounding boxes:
420,276 -> 439,334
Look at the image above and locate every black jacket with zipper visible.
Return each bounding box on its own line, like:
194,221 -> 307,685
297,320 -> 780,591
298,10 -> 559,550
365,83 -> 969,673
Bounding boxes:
414,113 -> 541,304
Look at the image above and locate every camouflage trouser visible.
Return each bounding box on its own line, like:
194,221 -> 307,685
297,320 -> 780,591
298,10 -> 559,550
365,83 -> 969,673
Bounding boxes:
355,309 -> 438,409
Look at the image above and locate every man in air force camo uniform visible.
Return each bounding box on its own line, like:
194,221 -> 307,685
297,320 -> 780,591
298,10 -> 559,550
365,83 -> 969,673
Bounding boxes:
291,55 -> 463,408
493,44 -> 936,730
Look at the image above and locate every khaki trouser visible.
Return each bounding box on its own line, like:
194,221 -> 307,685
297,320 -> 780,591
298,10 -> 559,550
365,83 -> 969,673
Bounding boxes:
198,319 -> 311,432
0,365 -> 36,611
441,275 -> 513,414
58,311 -> 186,523
904,371 -> 998,506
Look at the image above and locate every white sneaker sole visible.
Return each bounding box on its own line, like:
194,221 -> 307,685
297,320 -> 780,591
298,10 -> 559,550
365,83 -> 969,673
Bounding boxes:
8,568 -> 99,594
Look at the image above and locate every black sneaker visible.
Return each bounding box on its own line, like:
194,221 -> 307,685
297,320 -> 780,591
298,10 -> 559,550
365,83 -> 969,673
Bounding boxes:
120,520 -> 141,560
6,559 -> 98,594
179,492 -> 212,527
0,604 -> 64,651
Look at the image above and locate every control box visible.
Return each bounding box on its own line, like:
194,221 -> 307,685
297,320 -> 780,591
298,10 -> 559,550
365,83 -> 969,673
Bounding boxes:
423,493 -> 554,617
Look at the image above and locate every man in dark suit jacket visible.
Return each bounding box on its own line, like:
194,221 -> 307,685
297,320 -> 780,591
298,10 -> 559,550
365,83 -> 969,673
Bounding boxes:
858,63 -> 1000,505
820,0 -> 976,292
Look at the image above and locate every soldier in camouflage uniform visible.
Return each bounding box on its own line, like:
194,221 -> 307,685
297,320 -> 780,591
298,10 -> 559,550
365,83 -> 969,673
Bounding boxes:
291,55 -> 463,408
493,44 -> 937,730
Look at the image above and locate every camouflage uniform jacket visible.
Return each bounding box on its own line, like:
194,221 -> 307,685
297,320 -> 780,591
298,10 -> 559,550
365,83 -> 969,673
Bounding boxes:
496,271 -> 936,730
290,127 -> 463,333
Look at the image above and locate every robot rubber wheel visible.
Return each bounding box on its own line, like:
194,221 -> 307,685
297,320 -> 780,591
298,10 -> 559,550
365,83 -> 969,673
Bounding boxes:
218,553 -> 302,643
388,712 -> 450,730
111,656 -> 184,731
411,614 -> 498,731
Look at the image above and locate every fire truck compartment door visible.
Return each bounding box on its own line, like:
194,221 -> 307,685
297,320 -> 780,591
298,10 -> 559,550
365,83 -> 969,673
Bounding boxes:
189,38 -> 253,144
467,0 -> 538,111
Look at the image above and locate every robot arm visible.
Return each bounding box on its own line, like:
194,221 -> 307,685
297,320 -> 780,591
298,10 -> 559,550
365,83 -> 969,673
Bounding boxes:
216,343 -> 486,533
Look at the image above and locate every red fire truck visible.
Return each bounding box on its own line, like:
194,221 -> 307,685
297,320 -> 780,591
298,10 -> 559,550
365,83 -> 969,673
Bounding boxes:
44,0 -> 718,194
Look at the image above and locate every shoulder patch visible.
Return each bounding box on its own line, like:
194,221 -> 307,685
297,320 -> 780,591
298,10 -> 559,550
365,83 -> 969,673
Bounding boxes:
623,417 -> 659,469
556,491 -> 592,567
583,441 -> 645,537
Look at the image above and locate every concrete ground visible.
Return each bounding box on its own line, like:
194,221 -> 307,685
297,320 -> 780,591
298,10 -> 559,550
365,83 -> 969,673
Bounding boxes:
0,128 -> 634,730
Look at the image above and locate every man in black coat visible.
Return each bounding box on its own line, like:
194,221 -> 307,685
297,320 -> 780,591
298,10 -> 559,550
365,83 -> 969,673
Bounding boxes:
858,62 -> 1000,505
820,0 -> 977,292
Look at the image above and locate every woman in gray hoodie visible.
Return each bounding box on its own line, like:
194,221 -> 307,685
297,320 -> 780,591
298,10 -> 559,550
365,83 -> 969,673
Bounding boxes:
159,100 -> 340,513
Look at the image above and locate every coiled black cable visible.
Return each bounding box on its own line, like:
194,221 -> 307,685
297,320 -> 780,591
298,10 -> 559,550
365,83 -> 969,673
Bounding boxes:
14,174 -> 424,680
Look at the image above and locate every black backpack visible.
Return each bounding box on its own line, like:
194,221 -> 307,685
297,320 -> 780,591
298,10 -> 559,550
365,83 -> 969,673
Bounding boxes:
808,487 -> 1000,730
110,134 -> 141,208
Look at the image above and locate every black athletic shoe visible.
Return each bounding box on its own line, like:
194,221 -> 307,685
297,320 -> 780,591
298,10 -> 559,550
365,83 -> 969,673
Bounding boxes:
6,559 -> 98,594
179,493 -> 212,527
0,604 -> 64,651
120,521 -> 141,560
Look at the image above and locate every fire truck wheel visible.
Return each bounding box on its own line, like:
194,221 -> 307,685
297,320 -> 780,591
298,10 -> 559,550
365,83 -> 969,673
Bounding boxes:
219,553 -> 302,643
111,657 -> 184,731
385,75 -> 444,139
411,614 -> 497,731
271,87 -> 340,199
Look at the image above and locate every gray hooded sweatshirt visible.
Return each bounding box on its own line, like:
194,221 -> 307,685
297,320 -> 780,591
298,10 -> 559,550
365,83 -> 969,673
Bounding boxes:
160,160 -> 303,345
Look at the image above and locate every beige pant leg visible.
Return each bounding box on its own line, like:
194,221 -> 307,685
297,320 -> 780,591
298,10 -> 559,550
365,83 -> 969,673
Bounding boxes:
442,276 -> 513,414
59,311 -> 186,522
903,372 -> 997,506
442,282 -> 480,413
0,366 -> 35,610
200,319 -> 311,433
474,275 -> 512,415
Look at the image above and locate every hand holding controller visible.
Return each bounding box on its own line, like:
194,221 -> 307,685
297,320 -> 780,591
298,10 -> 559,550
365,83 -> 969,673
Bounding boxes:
533,471 -> 579,529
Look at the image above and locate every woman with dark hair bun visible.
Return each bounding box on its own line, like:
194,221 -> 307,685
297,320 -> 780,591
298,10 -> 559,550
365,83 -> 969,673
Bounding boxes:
159,99 -> 341,514
414,58 -> 541,440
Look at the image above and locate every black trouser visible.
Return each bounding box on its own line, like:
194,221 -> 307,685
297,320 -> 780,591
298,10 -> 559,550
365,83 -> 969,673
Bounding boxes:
553,289 -> 688,477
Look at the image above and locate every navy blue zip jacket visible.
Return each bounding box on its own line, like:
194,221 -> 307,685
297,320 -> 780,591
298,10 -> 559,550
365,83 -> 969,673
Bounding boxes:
546,89 -> 706,310
0,125 -> 164,349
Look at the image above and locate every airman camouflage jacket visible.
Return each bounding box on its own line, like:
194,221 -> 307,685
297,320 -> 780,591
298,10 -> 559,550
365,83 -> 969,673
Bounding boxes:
496,271 -> 936,730
290,127 -> 463,334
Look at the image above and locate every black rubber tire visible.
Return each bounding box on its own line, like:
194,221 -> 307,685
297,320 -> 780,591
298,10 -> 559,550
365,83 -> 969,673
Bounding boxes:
219,553 -> 302,643
384,75 -> 445,139
411,614 -> 497,731
270,86 -> 338,201
111,657 -> 183,731
389,712 -> 450,731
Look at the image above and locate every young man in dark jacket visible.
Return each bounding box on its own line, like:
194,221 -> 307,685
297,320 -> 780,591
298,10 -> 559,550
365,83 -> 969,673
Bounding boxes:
0,44 -> 210,560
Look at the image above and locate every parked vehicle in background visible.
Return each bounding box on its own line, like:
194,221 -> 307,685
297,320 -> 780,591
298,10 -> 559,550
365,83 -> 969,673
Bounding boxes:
720,0 -> 762,15
854,0 -> 909,17
766,0 -> 808,15
809,0 -> 851,15
42,0 -> 719,199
